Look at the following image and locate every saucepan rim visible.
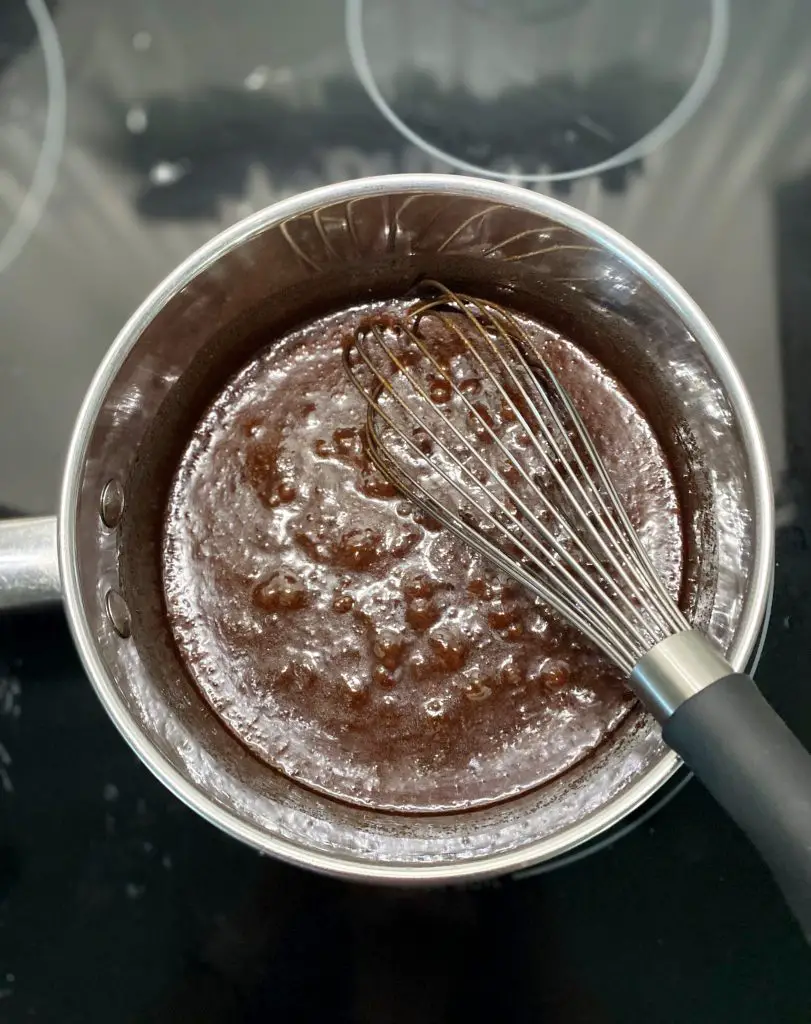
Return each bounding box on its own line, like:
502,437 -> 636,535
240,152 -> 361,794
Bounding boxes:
58,174 -> 774,882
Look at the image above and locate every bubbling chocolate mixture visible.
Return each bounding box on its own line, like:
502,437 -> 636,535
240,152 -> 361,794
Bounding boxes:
162,299 -> 683,813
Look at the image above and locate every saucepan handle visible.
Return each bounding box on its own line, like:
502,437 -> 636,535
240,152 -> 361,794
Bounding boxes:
663,673 -> 811,942
0,516 -> 61,610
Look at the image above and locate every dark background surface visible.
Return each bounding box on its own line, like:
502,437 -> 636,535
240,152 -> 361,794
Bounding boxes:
1,1 -> 811,1020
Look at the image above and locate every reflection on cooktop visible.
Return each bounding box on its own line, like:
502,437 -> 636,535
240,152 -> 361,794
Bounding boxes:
95,64 -> 681,219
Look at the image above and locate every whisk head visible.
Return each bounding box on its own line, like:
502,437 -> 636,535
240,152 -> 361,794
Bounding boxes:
343,281 -> 690,676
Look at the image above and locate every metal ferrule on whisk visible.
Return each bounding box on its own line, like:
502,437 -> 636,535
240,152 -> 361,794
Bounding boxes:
631,630 -> 733,722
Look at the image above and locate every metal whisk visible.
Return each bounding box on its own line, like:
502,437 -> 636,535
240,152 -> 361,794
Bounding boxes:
347,281 -> 688,681
344,280 -> 811,938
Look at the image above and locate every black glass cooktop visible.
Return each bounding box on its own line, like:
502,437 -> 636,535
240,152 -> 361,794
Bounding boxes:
1,1 -> 810,1020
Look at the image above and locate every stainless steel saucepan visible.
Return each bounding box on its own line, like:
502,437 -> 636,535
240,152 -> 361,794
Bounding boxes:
0,175 -> 773,882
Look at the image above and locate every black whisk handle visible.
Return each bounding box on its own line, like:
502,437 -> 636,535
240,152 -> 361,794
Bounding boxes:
663,672 -> 811,943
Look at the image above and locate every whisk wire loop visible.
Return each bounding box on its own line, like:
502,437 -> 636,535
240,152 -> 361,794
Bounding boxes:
343,283 -> 690,674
